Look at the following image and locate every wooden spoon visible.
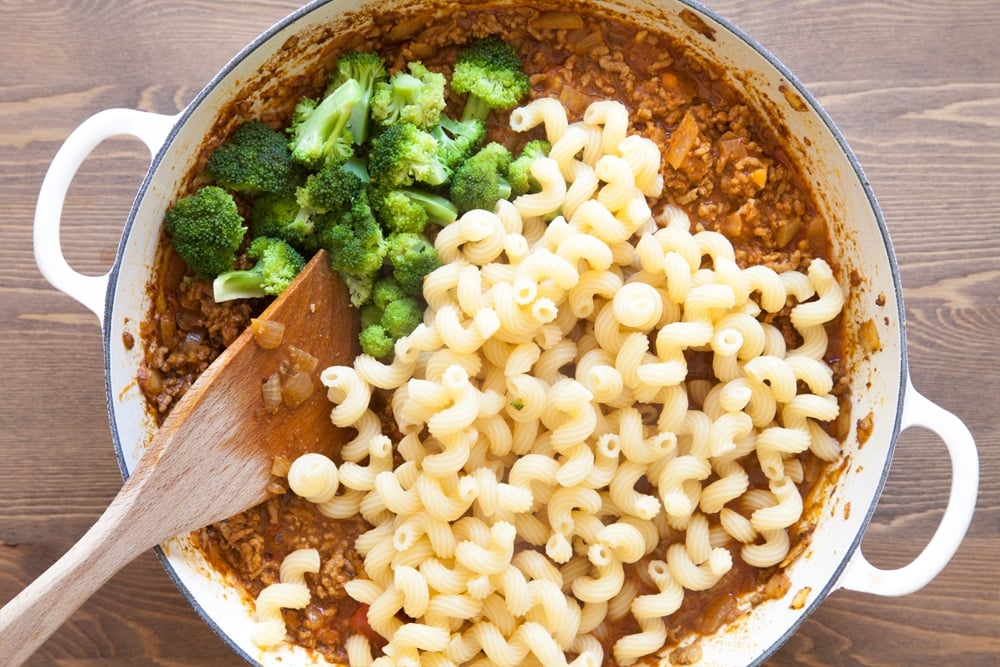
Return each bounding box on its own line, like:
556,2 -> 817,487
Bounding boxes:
0,249 -> 359,666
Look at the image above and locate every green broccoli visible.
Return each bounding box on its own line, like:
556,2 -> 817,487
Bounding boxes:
327,50 -> 388,146
204,120 -> 307,196
382,296 -> 424,337
249,191 -> 316,252
164,185 -> 246,279
287,78 -> 364,169
371,276 -> 408,310
368,122 -> 451,188
450,142 -> 513,213
371,187 -> 458,233
316,190 -> 386,307
359,324 -> 395,358
386,231 -> 441,295
507,139 -> 551,196
301,159 -> 370,213
370,61 -> 447,130
358,276 -> 426,358
451,36 -> 530,122
249,160 -> 369,253
212,236 -> 306,302
431,115 -> 487,171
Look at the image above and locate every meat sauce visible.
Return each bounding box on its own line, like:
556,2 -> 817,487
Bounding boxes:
138,4 -> 846,664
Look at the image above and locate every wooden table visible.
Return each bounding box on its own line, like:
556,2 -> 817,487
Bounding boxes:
1,1 -> 997,665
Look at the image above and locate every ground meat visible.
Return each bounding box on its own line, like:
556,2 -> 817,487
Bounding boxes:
197,493 -> 369,662
138,251 -> 258,416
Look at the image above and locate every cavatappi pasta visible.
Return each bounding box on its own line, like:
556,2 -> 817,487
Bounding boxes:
139,5 -> 851,664
267,96 -> 845,666
251,548 -> 321,647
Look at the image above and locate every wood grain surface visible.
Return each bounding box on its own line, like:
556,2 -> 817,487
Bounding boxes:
1,1 -> 997,665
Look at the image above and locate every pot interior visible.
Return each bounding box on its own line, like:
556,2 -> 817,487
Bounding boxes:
104,0 -> 906,664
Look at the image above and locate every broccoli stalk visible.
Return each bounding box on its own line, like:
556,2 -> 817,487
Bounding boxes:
370,61 -> 447,130
451,36 -> 530,122
164,186 -> 246,279
213,237 -> 306,302
287,78 -> 364,169
205,120 -> 307,196
328,50 -> 388,146
450,142 -> 514,213
368,122 -> 452,188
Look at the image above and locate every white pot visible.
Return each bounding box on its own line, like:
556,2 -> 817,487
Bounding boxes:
33,0 -> 979,665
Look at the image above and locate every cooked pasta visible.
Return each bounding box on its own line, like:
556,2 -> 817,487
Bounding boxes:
286,453 -> 339,504
278,96 -> 848,667
251,548 -> 320,648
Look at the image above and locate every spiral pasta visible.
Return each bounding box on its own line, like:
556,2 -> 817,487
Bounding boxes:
251,548 -> 320,648
278,96 -> 846,666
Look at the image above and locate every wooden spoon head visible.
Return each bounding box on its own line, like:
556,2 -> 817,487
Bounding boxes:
131,250 -> 359,536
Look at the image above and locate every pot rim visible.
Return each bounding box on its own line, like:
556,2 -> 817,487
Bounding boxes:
102,0 -> 909,664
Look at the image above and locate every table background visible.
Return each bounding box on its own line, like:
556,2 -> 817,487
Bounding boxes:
1,1 -> 997,665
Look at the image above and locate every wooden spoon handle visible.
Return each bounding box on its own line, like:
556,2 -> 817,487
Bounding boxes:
0,487 -> 158,666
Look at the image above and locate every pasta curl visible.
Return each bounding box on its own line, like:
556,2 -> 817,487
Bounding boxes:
295,96 -> 846,667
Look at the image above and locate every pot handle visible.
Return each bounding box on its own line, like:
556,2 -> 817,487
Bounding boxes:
33,108 -> 178,325
837,379 -> 979,596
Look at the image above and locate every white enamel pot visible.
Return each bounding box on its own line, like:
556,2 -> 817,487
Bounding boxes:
32,0 -> 979,665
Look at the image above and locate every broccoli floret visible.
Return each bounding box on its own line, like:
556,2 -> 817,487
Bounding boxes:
316,190 -> 386,307
451,36 -> 529,122
164,186 -> 246,279
205,121 -> 307,196
327,50 -> 388,145
287,78 -> 364,169
450,142 -> 513,213
371,189 -> 428,234
359,324 -> 395,358
359,303 -> 384,330
371,276 -> 408,310
386,232 -> 441,295
212,236 -> 306,302
249,161 -> 369,253
371,187 -> 458,233
368,122 -> 451,188
249,192 -> 316,252
358,277 -> 426,358
431,115 -> 486,170
382,296 -> 424,338
301,159 -> 370,213
507,139 -> 551,196
370,61 -> 447,130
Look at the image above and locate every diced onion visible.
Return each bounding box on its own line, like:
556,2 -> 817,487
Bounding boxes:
774,218 -> 803,248
281,371 -> 315,409
666,109 -> 699,170
271,455 -> 292,477
251,318 -> 285,349
262,373 -> 283,413
286,345 -> 319,373
137,366 -> 163,395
